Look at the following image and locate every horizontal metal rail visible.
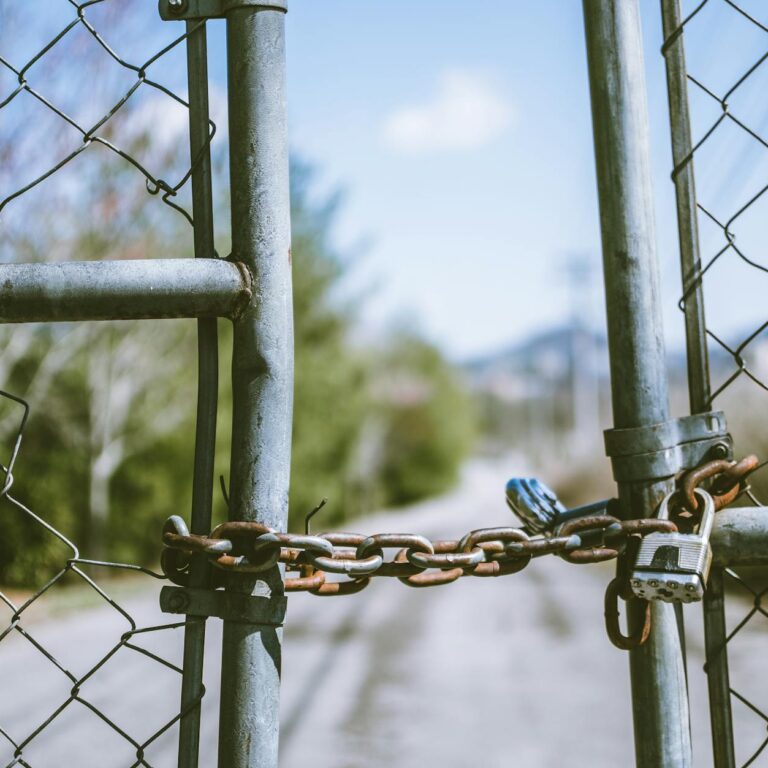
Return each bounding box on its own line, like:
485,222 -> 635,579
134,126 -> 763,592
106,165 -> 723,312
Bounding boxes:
0,259 -> 252,322
712,508 -> 768,566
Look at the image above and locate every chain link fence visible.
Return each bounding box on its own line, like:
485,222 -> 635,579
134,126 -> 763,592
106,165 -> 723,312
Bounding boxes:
0,2 -> 215,765
6,1 -> 768,767
660,1 -> 768,765
0,2 -> 211,223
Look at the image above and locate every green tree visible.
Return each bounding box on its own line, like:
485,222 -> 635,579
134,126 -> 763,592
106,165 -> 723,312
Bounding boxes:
375,333 -> 475,506
287,163 -> 369,531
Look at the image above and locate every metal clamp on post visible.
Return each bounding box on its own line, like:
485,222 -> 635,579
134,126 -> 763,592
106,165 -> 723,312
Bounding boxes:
160,585 -> 287,625
159,0 -> 287,21
604,411 -> 731,483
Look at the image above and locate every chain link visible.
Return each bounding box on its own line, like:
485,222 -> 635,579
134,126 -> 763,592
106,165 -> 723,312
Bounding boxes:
160,513 -> 677,596
162,453 -> 758,660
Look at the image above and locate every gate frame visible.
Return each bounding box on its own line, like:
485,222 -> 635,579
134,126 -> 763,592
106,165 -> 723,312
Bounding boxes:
582,1 -> 692,765
2,2 -> 764,766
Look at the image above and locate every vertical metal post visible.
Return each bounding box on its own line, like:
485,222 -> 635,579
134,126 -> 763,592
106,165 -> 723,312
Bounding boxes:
702,569 -> 734,768
218,4 -> 292,768
659,0 -> 711,409
582,2 -> 692,766
659,3 -> 734,765
178,20 -> 218,768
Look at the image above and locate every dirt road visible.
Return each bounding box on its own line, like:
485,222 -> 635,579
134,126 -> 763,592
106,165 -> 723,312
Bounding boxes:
1,458 -> 764,767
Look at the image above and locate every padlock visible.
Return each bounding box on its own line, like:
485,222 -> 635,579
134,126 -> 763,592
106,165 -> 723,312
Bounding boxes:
630,487 -> 715,603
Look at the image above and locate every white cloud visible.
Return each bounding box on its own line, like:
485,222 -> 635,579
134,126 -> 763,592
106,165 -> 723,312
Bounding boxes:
382,70 -> 512,154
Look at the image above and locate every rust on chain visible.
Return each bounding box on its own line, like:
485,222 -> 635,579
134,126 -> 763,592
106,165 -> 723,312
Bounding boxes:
310,552 -> 382,576
285,567 -> 326,592
619,519 -> 677,536
211,550 -> 281,573
210,521 -> 273,539
357,533 -> 434,559
505,535 -> 573,558
162,531 -> 232,554
472,558 -> 530,577
160,513 -> 684,595
395,541 -> 465,588
311,577 -> 370,596
710,454 -> 760,509
460,528 -> 532,576
407,545 -> 485,570
320,532 -> 367,547
357,533 -> 434,578
679,454 -> 759,514
604,577 -> 651,650
558,515 -> 622,564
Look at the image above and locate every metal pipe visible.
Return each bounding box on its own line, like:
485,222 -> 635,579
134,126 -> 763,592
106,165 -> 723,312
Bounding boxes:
712,507 -> 768,566
660,0 -> 711,413
659,3 -> 733,764
0,259 -> 251,322
177,19 -> 218,768
218,4 -> 292,768
582,2 -> 692,765
702,569 -> 734,768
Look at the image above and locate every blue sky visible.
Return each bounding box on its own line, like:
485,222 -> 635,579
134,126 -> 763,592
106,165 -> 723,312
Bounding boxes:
209,0 -> 741,361
199,3 -> 611,359
7,2 -> 768,363
243,2 -> 604,359
228,1 -> 763,363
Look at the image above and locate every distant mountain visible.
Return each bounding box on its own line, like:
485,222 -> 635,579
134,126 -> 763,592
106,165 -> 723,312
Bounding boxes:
464,326 -> 608,402
464,323 -> 768,403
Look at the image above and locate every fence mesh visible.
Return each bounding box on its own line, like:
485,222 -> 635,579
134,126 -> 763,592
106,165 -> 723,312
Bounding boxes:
0,394 -> 196,768
0,1 -> 213,223
662,2 -> 768,765
0,2 -> 214,766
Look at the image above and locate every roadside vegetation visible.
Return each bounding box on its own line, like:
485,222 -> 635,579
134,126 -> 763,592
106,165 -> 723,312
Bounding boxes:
0,7 -> 475,584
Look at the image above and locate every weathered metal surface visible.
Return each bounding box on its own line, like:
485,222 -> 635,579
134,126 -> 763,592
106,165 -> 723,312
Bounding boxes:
701,568 -> 736,768
217,3 -> 293,768
161,586 -> 287,624
0,259 -> 251,322
582,0 -> 692,764
679,455 -> 758,515
604,412 -> 730,482
160,515 -> 679,596
159,0 -> 288,21
177,19 -> 219,768
605,576 -> 652,650
659,3 -> 730,759
711,507 -> 768,566
660,0 -> 711,414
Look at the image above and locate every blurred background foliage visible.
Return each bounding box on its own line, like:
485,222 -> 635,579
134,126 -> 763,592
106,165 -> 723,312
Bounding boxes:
0,1 -> 480,590
0,116 -> 476,585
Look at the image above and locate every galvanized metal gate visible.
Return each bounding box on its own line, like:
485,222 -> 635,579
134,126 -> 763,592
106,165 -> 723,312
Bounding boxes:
2,1 -> 768,767
586,1 -> 768,766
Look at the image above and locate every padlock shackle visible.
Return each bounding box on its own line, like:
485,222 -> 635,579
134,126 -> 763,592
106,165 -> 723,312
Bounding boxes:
694,488 -> 716,542
659,487 -> 715,537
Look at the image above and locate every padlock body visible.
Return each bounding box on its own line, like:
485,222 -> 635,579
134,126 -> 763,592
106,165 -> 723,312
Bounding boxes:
630,531 -> 712,603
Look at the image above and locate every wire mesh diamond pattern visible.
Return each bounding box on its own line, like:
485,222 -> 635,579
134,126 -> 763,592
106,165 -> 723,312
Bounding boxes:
663,2 -> 768,765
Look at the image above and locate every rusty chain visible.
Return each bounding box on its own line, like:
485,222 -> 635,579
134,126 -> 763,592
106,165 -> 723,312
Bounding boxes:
160,513 -> 676,596
163,454 -> 759,650
604,454 -> 759,651
162,454 -> 759,653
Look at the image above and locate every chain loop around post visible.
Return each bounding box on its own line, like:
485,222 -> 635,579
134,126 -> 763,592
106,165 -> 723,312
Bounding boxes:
604,576 -> 652,650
